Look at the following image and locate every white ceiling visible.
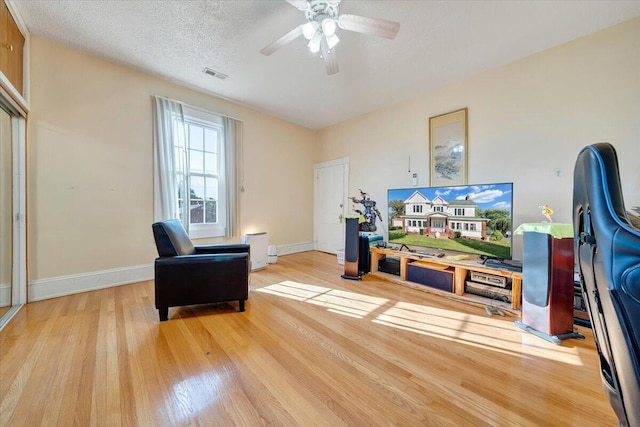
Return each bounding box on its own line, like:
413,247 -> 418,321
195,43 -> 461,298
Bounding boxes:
12,0 -> 640,130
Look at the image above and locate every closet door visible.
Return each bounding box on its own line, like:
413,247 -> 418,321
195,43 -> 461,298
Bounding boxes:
0,1 -> 7,74
0,0 -> 25,94
0,90 -> 25,329
0,106 -> 12,319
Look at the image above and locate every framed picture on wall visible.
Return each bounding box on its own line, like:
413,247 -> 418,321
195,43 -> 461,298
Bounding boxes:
429,108 -> 468,186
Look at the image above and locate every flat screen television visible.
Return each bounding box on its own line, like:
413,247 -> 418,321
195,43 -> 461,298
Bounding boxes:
387,182 -> 513,260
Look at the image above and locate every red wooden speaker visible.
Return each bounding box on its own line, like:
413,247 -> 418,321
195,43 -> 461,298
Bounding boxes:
521,232 -> 574,336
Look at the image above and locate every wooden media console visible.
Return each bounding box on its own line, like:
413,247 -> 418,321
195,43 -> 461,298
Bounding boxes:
369,247 -> 523,311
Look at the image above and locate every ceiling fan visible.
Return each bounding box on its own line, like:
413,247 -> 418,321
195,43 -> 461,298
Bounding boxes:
260,0 -> 400,75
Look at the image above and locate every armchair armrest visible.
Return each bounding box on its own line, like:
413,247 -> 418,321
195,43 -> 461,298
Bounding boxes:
194,244 -> 250,255
156,252 -> 248,265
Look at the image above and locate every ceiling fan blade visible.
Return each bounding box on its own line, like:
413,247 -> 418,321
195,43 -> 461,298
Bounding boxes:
260,25 -> 304,56
320,37 -> 339,76
338,14 -> 400,39
284,0 -> 309,10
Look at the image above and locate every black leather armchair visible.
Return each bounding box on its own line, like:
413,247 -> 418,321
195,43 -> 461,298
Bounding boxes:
152,219 -> 250,321
573,143 -> 640,427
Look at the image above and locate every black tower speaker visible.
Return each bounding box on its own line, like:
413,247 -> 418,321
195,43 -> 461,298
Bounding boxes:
341,217 -> 361,280
358,235 -> 371,274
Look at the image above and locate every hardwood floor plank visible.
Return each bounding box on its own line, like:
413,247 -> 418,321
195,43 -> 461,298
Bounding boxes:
1,295 -> 69,426
223,303 -> 395,425
0,251 -> 617,426
210,317 -> 350,426
89,292 -> 121,427
251,299 -> 436,424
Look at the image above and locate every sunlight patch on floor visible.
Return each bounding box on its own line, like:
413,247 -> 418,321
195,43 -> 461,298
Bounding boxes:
254,280 -> 325,301
373,301 -> 584,365
257,281 -> 584,365
255,281 -> 389,318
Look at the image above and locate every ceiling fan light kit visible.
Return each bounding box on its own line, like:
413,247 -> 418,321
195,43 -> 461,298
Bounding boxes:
321,18 -> 337,36
302,21 -> 319,39
308,32 -> 322,53
326,33 -> 339,49
262,0 -> 400,75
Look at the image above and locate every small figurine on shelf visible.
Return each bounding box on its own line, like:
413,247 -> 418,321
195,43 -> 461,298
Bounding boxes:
539,205 -> 554,223
350,189 -> 383,232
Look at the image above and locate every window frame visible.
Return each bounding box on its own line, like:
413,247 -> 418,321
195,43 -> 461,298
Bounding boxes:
181,106 -> 226,239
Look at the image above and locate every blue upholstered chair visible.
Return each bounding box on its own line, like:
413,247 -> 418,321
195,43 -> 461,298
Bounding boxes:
573,143 -> 640,427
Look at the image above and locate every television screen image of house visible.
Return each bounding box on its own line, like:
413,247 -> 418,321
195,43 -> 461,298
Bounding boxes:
387,183 -> 513,259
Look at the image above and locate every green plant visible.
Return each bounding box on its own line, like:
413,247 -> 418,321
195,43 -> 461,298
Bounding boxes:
388,199 -> 406,219
483,209 -> 511,235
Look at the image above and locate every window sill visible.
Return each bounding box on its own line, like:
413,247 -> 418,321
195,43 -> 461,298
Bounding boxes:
189,225 -> 224,240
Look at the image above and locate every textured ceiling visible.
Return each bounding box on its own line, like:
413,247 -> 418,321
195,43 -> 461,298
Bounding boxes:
12,0 -> 640,130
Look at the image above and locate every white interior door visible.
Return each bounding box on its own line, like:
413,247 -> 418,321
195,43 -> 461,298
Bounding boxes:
314,158 -> 349,254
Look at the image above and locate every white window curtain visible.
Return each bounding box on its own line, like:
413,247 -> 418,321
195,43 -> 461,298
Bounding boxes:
152,96 -> 189,232
224,117 -> 242,238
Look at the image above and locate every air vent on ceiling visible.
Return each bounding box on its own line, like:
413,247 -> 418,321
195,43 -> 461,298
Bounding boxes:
202,67 -> 228,80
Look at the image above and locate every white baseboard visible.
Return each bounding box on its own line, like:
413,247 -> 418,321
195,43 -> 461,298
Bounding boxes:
276,241 -> 315,256
27,240 -> 316,302
29,264 -> 154,302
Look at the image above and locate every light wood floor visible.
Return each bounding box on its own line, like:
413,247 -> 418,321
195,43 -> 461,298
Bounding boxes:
1,251 -> 615,426
0,305 -> 10,320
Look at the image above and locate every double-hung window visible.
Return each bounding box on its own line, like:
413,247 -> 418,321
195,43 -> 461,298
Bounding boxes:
154,96 -> 240,239
179,106 -> 225,239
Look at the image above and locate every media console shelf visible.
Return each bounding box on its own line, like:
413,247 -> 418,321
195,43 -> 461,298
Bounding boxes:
369,247 -> 523,311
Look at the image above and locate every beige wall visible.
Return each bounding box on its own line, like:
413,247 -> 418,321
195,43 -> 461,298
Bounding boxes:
317,17 -> 640,260
28,37 -> 316,281
26,16 -> 640,282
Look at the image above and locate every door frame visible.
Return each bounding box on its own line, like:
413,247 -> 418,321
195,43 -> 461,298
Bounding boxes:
12,115 -> 26,307
313,157 -> 349,254
0,86 -> 27,330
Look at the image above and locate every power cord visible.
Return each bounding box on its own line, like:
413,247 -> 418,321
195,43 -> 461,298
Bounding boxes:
485,295 -> 509,317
